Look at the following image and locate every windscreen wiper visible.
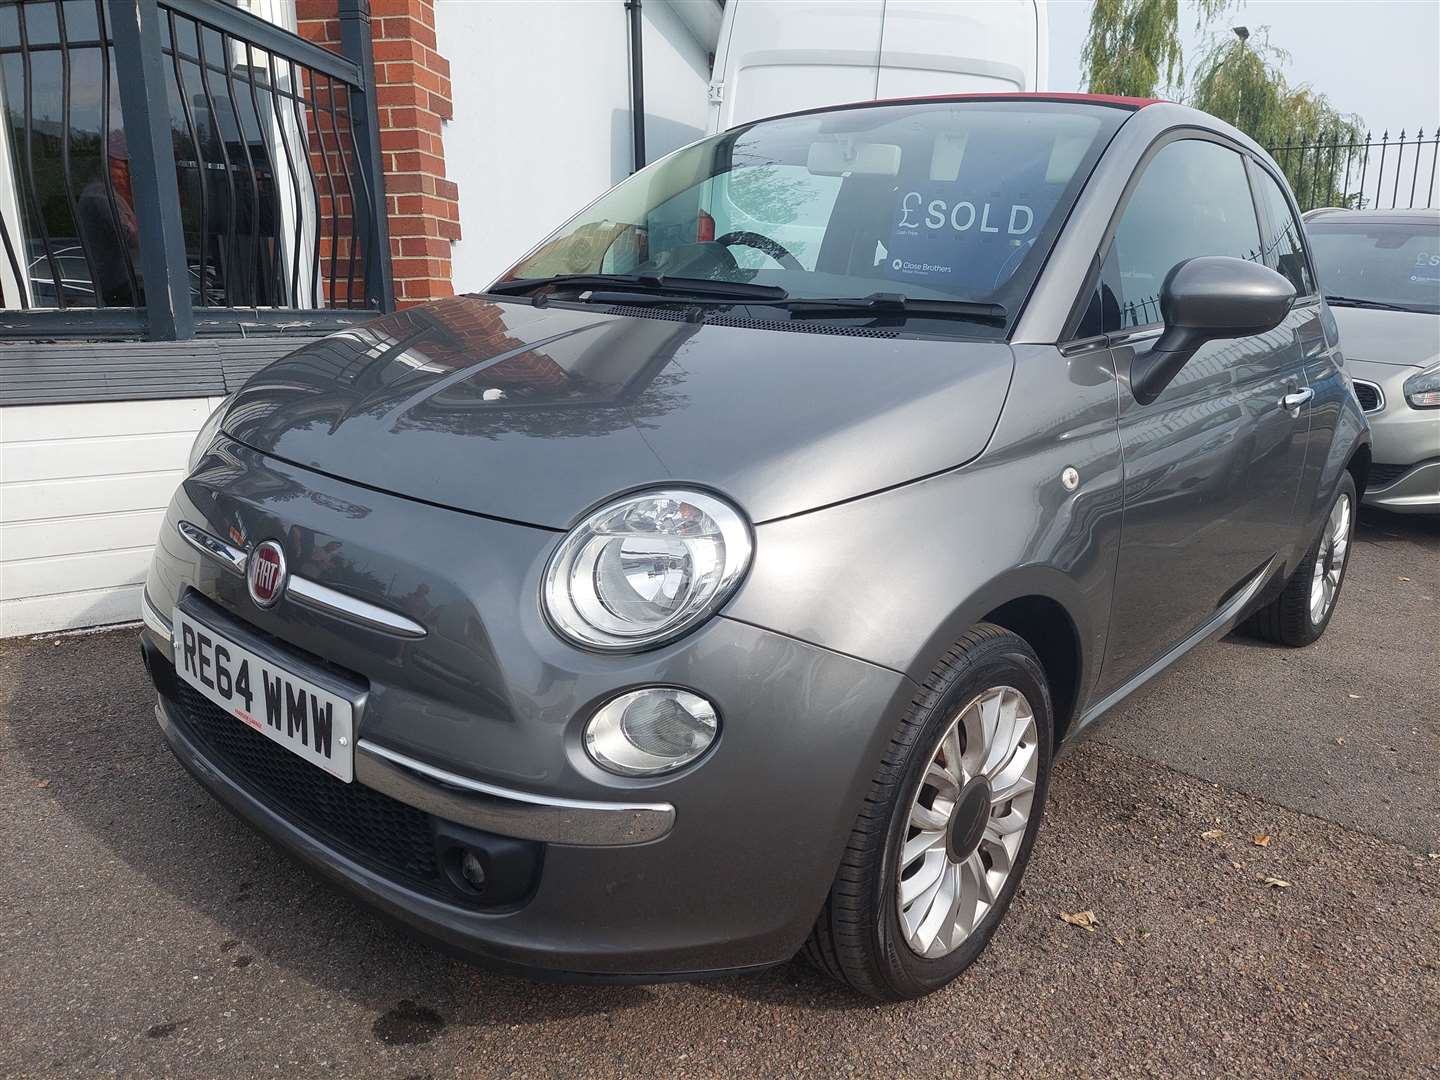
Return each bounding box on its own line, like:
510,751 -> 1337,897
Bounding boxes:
1324,295 -> 1414,312
489,278 -> 1007,324
487,274 -> 789,303
779,292 -> 1008,325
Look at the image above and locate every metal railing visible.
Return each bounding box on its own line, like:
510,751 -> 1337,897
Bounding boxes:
1265,127 -> 1440,213
0,0 -> 392,338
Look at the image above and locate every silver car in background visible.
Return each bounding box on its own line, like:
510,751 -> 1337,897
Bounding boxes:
1306,208 -> 1440,513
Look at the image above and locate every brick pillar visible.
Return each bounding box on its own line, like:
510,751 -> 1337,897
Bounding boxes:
297,0 -> 459,309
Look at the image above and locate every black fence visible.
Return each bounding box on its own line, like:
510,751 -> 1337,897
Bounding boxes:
1266,127 -> 1439,213
0,0 -> 391,339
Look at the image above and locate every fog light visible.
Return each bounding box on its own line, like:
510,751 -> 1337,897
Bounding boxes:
459,851 -> 487,892
584,688 -> 718,776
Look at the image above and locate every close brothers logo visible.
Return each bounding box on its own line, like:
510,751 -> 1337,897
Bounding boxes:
247,540 -> 287,609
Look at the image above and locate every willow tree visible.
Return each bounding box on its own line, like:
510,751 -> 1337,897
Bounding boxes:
1081,0 -> 1235,98
1190,30 -> 1364,208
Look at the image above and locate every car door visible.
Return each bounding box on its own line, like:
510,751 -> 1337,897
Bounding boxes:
1248,160 -> 1339,535
1094,137 -> 1311,695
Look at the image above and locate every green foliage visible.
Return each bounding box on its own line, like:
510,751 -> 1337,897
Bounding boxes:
1190,30 -> 1364,207
1082,0 -> 1235,98
1082,2 -> 1368,209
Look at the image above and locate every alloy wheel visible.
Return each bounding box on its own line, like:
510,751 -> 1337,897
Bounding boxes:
1309,493 -> 1351,624
897,686 -> 1038,959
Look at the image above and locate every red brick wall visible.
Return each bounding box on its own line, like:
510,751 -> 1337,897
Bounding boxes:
297,0 -> 459,309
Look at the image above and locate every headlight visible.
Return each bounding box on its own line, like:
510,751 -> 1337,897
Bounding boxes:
543,489 -> 752,651
584,688 -> 719,775
1403,362 -> 1440,408
188,395 -> 233,471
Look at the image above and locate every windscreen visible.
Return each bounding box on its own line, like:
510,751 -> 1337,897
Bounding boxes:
498,102 -> 1121,318
1308,220 -> 1440,314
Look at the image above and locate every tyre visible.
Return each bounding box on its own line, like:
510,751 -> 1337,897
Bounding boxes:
1244,473 -> 1356,647
804,623 -> 1053,1000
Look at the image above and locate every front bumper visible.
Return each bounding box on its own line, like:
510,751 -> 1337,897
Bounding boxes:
1348,359 -> 1440,513
1363,457 -> 1440,513
143,593 -> 672,848
141,442 -> 912,978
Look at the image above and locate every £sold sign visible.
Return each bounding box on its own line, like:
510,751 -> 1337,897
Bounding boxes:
897,191 -> 1035,236
882,186 -> 1038,284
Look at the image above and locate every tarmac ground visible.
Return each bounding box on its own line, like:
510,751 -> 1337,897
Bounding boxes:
2,510 -> 1436,1079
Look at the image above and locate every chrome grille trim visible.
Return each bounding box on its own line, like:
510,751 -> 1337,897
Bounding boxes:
178,521 -> 247,575
355,740 -> 676,846
287,576 -> 427,639
1352,378 -> 1385,414
176,521 -> 428,639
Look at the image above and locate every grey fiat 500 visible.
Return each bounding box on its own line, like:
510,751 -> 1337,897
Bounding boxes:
141,94 -> 1369,1000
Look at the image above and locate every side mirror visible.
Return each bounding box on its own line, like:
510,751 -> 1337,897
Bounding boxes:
1131,256 -> 1296,405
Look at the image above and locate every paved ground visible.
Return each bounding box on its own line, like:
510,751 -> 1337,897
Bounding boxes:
1,511 -> 1436,1079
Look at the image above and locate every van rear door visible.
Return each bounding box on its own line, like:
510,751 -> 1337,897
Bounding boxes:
875,0 -> 1042,99
708,0 -> 1045,133
708,0 -> 885,132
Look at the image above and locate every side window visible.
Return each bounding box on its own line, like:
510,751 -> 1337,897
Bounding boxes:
1109,140 -> 1263,328
1252,167 -> 1316,296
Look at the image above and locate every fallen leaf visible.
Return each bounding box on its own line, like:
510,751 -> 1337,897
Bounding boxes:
34,779 -> 50,789
1060,910 -> 1099,932
1201,828 -> 1224,840
1252,834 -> 1272,848
1258,875 -> 1291,889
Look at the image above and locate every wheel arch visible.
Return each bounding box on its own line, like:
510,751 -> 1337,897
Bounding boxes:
979,596 -> 1084,745
910,566 -> 1099,748
1346,440 -> 1371,499
1300,383 -> 1370,534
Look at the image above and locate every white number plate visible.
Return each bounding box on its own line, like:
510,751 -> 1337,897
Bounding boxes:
172,608 -> 355,782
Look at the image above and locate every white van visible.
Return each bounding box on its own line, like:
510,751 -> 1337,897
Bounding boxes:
706,0 -> 1049,133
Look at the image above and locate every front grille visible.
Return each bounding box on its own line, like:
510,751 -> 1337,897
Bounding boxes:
170,681 -> 452,900
1353,379 -> 1383,413
1368,462 -> 1410,488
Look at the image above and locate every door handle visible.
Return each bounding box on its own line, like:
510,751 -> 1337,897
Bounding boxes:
1281,388 -> 1314,412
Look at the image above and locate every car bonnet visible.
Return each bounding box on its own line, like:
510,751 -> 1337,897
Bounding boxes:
219,295 -> 1016,528
1330,305 -> 1440,369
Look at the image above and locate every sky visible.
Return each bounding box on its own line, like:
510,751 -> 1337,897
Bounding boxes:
1046,0 -> 1440,136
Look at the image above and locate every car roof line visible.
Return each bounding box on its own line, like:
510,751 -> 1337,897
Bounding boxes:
730,92 -> 1161,130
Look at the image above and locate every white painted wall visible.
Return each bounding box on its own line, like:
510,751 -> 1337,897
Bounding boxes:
0,397 -> 220,637
437,0 -> 713,291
